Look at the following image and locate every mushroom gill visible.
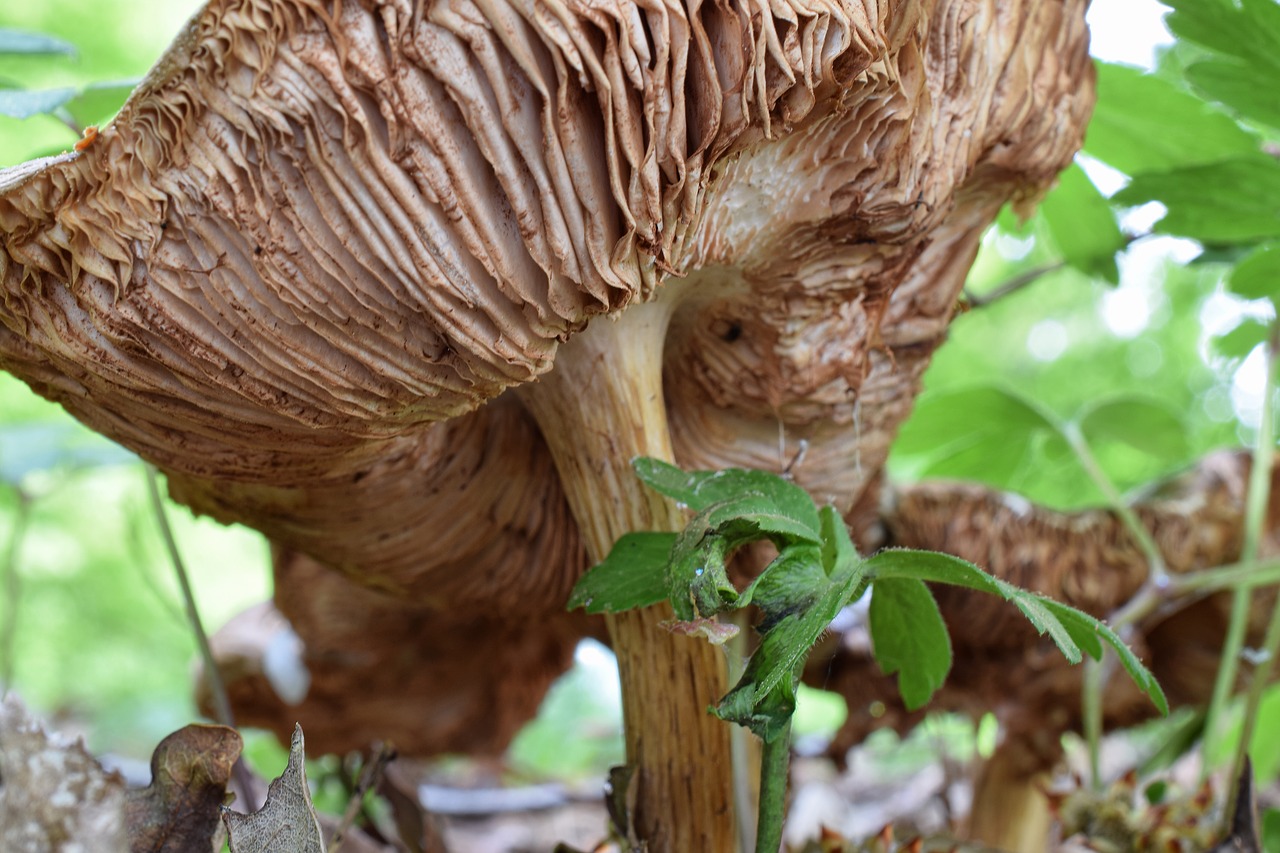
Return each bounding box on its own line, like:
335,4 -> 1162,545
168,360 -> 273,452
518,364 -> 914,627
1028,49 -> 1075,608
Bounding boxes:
0,0 -> 1096,849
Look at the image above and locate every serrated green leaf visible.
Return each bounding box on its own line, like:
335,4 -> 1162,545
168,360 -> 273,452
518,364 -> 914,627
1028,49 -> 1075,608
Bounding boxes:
865,549 -> 1167,714
1113,158 -> 1280,244
567,532 -> 676,614
714,549 -> 871,741
864,549 -> 1077,658
869,578 -> 952,710
1186,60 -> 1280,131
1228,243 -> 1280,305
634,458 -> 821,540
1078,397 -> 1190,462
738,544 -> 826,621
1085,62 -> 1262,175
891,385 -> 1064,490
1040,162 -> 1124,282
1039,598 -> 1168,715
0,29 -> 76,57
0,87 -> 77,120
1214,319 -> 1271,359
1162,0 -> 1280,81
667,520 -> 737,620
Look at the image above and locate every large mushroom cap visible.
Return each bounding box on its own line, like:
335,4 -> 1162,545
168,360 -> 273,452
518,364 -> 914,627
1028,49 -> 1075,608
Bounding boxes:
2,0 -> 1094,755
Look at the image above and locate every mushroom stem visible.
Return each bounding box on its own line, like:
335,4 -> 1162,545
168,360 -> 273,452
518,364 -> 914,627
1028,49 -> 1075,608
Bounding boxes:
520,295 -> 738,853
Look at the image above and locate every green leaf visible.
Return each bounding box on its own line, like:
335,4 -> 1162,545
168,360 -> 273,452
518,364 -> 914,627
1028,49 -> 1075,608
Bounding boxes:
1186,60 -> 1280,132
1039,162 -> 1124,283
1162,0 -> 1280,77
1078,397 -> 1190,462
62,80 -> 139,128
0,87 -> 77,120
1113,157 -> 1280,244
714,547 -> 871,741
666,520 -> 738,620
634,458 -> 821,541
891,385 -> 1064,490
567,532 -> 676,614
1214,319 -> 1271,360
0,29 -> 76,57
738,544 -> 827,619
1085,62 -> 1262,175
1228,242 -> 1280,305
1265,808 -> 1280,853
0,421 -> 137,485
818,504 -> 858,576
865,549 -> 1168,714
869,578 -> 952,710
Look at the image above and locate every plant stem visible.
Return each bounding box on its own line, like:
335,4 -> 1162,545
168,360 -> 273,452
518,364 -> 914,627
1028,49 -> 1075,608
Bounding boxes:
1205,331 -> 1278,791
146,466 -> 260,806
1220,332 -> 1280,823
1,489 -> 31,696
1066,424 -> 1169,585
146,466 -> 235,728
963,261 -> 1066,309
1081,657 -> 1104,789
754,719 -> 792,853
1066,422 -> 1167,788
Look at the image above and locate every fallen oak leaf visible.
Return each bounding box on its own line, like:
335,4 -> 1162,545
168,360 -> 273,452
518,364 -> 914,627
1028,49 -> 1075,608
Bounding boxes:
125,723 -> 242,853
222,724 -> 323,853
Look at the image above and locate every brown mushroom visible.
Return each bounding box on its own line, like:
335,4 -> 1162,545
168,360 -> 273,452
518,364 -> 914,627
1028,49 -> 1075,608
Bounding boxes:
0,0 -> 1095,848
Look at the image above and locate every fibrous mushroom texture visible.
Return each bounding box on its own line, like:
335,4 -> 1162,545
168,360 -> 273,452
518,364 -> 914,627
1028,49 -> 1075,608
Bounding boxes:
0,0 -> 1092,751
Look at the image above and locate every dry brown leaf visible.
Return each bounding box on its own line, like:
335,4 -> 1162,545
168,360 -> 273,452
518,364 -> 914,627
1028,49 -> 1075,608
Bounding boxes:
0,696 -> 127,852
124,723 -> 242,853
222,724 -> 323,853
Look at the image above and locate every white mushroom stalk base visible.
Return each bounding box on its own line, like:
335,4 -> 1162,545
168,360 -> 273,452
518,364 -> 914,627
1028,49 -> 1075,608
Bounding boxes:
519,295 -> 739,853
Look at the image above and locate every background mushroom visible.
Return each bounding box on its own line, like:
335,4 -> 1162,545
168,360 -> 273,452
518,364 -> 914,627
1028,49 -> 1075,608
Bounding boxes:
0,0 -> 1097,848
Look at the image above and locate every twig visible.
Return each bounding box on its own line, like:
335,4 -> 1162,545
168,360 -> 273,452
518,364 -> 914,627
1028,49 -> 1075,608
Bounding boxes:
328,745 -> 394,853
963,262 -> 1066,309
1,488 -> 31,696
963,233 -> 1150,311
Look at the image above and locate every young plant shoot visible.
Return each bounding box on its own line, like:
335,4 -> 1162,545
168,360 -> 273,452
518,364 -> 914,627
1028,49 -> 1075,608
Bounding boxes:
569,458 -> 1168,853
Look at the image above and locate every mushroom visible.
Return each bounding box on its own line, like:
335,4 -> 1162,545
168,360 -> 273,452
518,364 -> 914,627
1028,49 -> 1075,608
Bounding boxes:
0,0 -> 1095,848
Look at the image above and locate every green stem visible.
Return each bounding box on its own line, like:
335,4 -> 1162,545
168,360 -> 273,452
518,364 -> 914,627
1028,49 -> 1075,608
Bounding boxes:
754,718 -> 792,853
1206,332 -> 1278,794
1,489 -> 31,696
1081,657 -> 1104,789
1067,423 -> 1166,788
145,466 -> 235,728
1222,332 -> 1280,823
146,466 -> 262,806
1066,424 -> 1169,584
1176,558 -> 1280,595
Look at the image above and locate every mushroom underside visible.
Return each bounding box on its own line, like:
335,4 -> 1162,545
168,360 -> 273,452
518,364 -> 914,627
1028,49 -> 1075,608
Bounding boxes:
0,0 -> 1122,780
